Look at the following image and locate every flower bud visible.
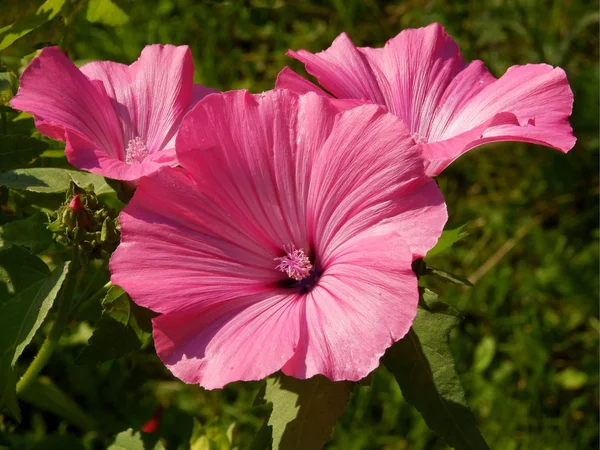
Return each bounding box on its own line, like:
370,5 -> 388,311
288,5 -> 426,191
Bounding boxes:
48,182 -> 120,260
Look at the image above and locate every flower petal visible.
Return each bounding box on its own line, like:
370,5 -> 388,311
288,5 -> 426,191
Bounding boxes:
112,89 -> 445,388
10,47 -> 123,158
65,130 -> 173,181
423,64 -> 576,175
130,44 -> 195,154
287,33 -> 385,104
111,166 -> 283,315
282,226 -> 417,380
81,52 -> 216,156
306,103 -> 446,261
153,291 -> 303,389
80,60 -> 136,152
286,23 -> 576,176
275,66 -> 330,96
160,84 -> 218,151
358,23 -> 472,134
176,89 -> 345,252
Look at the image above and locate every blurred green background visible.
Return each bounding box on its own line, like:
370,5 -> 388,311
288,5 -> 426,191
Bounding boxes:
1,0 -> 598,449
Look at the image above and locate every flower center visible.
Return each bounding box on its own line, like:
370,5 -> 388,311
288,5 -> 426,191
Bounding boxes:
125,136 -> 148,164
274,244 -> 312,281
411,131 -> 427,144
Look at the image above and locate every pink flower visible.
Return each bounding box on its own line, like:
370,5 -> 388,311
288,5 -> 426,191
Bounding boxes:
10,45 -> 216,182
110,90 -> 447,389
277,23 -> 576,176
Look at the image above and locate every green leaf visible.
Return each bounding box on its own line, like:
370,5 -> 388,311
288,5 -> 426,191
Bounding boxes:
18,376 -> 96,430
426,225 -> 468,259
383,290 -> 489,450
0,212 -> 54,253
0,365 -> 19,421
102,285 -> 131,325
87,0 -> 130,26
77,314 -> 141,363
0,0 -> 67,51
554,368 -> 588,390
265,373 -> 352,450
0,247 -> 69,419
78,286 -> 153,363
108,428 -> 165,450
249,421 -> 272,450
190,419 -> 234,450
0,135 -> 48,172
0,72 -> 17,106
31,435 -> 86,450
472,336 -> 497,373
0,168 -> 123,208
0,167 -> 108,194
426,267 -> 474,287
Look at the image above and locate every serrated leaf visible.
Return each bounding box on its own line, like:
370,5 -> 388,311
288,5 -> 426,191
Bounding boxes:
87,0 -> 130,26
102,286 -> 130,325
0,0 -> 67,51
18,376 -> 96,430
0,167 -> 107,193
427,225 -> 468,259
383,292 -> 489,450
0,135 -> 48,171
265,373 -> 352,450
0,247 -> 69,419
108,428 -> 165,450
78,286 -> 153,363
0,212 -> 54,253
77,314 -> 141,364
0,168 -> 123,208
427,267 -> 474,287
419,288 -> 460,316
129,301 -> 155,343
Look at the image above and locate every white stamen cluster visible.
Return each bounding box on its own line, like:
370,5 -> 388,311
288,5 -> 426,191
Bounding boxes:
274,244 -> 312,281
125,136 -> 148,164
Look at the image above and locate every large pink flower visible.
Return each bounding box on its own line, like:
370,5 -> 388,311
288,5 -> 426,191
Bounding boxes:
110,90 -> 447,389
277,23 -> 576,176
10,45 -> 216,182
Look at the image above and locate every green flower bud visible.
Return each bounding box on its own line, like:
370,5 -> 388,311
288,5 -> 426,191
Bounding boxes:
49,182 -> 120,261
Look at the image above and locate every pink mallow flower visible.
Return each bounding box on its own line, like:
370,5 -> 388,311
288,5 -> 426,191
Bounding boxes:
10,45 -> 216,182
110,90 -> 447,389
276,22 -> 576,176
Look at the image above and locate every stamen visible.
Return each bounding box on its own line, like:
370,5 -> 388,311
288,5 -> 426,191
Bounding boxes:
274,244 -> 313,281
125,136 -> 148,164
411,131 -> 427,144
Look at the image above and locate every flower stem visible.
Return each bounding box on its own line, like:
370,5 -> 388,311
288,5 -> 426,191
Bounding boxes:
15,329 -> 59,394
0,110 -> 7,135
79,281 -> 113,311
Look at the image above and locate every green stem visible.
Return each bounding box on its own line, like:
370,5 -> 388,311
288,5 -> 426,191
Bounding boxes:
76,264 -> 103,302
79,281 -> 112,311
0,110 -> 7,135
